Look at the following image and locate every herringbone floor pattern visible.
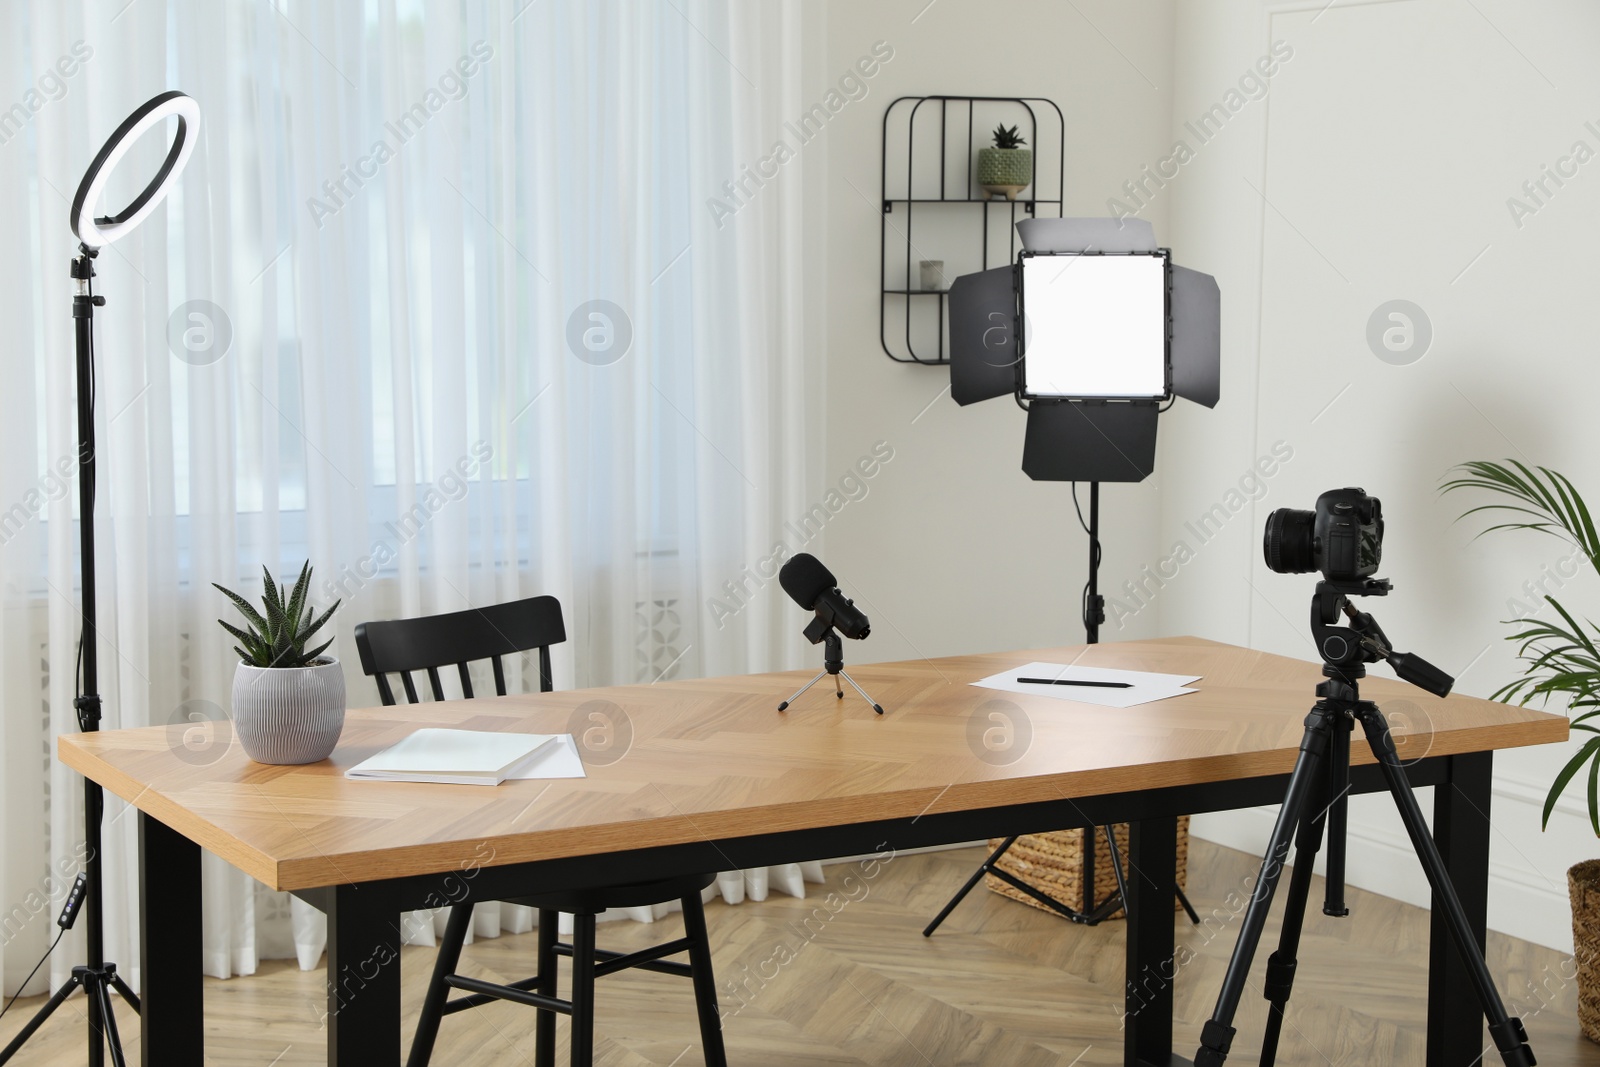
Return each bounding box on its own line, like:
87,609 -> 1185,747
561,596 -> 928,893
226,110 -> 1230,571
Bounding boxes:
2,841 -> 1595,1065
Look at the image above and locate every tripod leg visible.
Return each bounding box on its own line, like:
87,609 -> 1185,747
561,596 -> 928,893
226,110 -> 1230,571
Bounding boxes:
0,976 -> 82,1064
777,670 -> 827,712
108,972 -> 139,1014
1176,885 -> 1201,926
837,669 -> 885,715
1258,734 -> 1335,1067
1195,704 -> 1336,1067
1103,825 -> 1131,922
923,836 -> 1021,936
1353,706 -> 1534,1067
90,977 -> 128,1067
1322,716 -> 1352,918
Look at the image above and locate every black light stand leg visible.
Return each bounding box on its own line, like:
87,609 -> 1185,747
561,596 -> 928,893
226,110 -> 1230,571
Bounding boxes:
1352,707 -> 1533,1067
1103,825 -> 1131,921
1195,703 -> 1337,1067
1083,825 -> 1098,914
923,836 -> 1019,937
87,973 -> 127,1067
0,977 -> 83,1061
1176,885 -> 1201,926
108,972 -> 138,1013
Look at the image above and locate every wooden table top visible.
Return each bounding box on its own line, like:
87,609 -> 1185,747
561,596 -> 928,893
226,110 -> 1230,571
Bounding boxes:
59,637 -> 1567,892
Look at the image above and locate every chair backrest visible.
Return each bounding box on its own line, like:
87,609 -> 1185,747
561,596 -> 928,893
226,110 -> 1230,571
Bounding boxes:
353,595 -> 567,706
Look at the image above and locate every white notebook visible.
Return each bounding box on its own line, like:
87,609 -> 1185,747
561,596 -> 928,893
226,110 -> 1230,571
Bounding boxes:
345,728 -> 563,786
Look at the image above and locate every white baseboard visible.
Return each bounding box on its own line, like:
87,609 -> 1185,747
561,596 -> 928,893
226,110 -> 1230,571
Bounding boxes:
1192,783 -> 1575,953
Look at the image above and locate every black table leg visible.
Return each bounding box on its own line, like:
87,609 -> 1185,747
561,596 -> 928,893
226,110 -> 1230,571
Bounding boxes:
139,813 -> 202,1066
1429,751 -> 1493,1067
1125,815 -> 1183,1067
326,882 -> 403,1065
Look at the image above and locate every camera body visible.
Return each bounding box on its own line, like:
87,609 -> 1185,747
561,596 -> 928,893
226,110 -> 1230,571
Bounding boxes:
1264,487 -> 1383,582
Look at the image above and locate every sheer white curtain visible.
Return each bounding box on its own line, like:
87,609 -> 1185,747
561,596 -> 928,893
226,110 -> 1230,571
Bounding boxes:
1,0 -> 822,996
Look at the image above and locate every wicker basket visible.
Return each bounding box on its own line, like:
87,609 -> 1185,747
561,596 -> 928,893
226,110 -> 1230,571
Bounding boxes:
985,817 -> 1190,921
1570,859 -> 1600,1043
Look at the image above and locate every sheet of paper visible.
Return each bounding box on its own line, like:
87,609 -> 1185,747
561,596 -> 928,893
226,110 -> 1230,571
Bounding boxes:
508,733 -> 588,780
971,661 -> 1201,709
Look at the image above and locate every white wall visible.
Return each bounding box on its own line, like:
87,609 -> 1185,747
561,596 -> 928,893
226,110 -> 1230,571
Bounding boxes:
1163,0 -> 1600,952
818,0 -> 1600,953
821,0 -> 1178,662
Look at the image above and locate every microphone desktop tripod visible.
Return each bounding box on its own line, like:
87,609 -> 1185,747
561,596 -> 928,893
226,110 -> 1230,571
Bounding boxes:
1194,577 -> 1534,1067
777,618 -> 884,715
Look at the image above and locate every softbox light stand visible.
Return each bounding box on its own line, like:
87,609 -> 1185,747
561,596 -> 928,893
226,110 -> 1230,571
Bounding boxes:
1,90 -> 199,1067
922,478 -> 1200,935
925,217 -> 1218,938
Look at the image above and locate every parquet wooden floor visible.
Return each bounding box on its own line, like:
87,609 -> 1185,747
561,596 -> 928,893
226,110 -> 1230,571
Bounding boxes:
2,840 -> 1596,1065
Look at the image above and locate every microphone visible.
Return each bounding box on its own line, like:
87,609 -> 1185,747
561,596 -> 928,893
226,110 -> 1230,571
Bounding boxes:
778,553 -> 870,641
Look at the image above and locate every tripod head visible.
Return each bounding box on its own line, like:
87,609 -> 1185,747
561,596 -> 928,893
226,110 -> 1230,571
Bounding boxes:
1311,579 -> 1453,698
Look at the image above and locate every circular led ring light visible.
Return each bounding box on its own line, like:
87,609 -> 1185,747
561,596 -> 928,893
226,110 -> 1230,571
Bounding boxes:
70,90 -> 200,248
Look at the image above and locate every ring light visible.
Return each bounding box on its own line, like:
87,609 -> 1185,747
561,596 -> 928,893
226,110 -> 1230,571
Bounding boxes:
69,90 -> 200,248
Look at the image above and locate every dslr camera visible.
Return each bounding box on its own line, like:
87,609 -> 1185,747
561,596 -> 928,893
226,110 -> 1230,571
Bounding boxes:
1263,487 -> 1383,582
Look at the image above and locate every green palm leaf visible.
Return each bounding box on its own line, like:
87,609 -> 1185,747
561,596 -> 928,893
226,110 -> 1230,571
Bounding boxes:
1447,461 -> 1600,836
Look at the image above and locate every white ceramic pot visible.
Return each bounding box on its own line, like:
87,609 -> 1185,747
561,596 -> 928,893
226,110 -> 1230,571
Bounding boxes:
231,658 -> 346,764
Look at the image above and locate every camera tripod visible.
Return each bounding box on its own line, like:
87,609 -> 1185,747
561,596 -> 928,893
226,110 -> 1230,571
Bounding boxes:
1195,579 -> 1534,1067
778,628 -> 884,715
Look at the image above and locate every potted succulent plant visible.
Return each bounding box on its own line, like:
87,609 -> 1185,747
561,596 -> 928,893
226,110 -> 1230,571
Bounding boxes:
977,123 -> 1033,201
215,562 -> 345,765
1443,460 -> 1600,1041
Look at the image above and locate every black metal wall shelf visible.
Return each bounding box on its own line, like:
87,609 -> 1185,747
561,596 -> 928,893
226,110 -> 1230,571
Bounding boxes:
880,95 -> 1065,365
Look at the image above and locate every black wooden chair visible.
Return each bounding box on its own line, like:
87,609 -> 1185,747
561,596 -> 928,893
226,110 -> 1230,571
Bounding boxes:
354,595 -> 727,1067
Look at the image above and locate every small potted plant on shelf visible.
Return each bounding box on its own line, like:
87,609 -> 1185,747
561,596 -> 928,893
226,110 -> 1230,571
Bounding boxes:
1443,459 -> 1600,1042
215,562 -> 345,765
977,123 -> 1033,201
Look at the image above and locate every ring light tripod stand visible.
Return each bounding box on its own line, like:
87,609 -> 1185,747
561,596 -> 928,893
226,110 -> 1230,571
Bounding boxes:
0,90 -> 200,1067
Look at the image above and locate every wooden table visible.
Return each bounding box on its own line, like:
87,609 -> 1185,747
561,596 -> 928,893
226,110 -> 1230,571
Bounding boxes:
59,637 -> 1567,1066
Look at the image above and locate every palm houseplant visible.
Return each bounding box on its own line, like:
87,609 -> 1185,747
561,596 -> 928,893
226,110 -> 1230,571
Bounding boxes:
215,562 -> 345,765
977,123 -> 1032,201
1443,459 -> 1600,1041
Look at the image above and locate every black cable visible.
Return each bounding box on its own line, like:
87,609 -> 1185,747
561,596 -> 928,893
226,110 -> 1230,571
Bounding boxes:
0,928 -> 64,1024
1070,482 -> 1091,536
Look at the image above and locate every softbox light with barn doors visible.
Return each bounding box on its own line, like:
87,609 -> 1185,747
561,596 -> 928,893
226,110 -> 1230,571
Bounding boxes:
922,217 -> 1219,939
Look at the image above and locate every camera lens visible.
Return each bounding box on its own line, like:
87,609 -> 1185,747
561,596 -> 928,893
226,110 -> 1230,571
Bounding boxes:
1263,508 -> 1316,574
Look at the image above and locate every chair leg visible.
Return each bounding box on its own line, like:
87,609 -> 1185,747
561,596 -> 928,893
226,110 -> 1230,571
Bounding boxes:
569,914 -> 597,1067
535,910 -> 558,1067
680,893 -> 727,1067
407,902 -> 474,1067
